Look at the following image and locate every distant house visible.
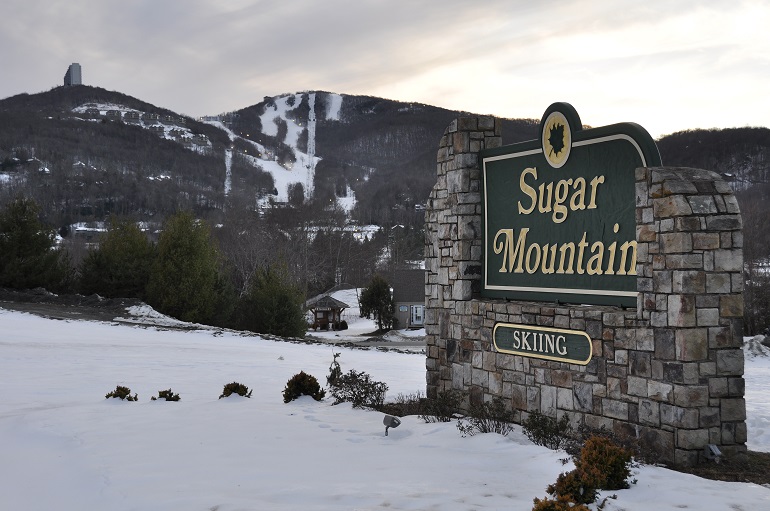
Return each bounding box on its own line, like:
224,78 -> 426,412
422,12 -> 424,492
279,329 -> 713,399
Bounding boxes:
306,295 -> 350,331
142,112 -> 160,124
84,107 -> 101,117
123,111 -> 141,124
390,269 -> 426,329
105,110 -> 122,120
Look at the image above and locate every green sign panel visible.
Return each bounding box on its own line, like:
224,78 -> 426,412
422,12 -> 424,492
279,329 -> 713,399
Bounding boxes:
480,103 -> 661,307
493,323 -> 593,365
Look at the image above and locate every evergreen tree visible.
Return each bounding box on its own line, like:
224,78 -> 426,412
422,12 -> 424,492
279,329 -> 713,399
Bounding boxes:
146,211 -> 223,324
0,196 -> 71,291
78,218 -> 155,299
359,274 -> 394,331
236,262 -> 307,338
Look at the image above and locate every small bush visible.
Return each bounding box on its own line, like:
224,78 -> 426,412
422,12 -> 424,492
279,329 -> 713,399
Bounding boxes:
330,369 -> 388,409
544,435 -> 634,506
283,371 -> 326,403
219,381 -> 252,399
151,389 -> 180,401
105,385 -> 138,401
420,389 -> 464,423
547,466 -> 601,505
522,411 -> 574,450
532,495 -> 591,511
456,396 -> 514,437
379,391 -> 426,416
338,320 -> 348,330
579,436 -> 633,491
327,352 -> 343,388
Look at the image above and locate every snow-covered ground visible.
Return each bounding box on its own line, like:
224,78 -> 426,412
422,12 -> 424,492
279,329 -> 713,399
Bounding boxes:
1,306 -> 769,511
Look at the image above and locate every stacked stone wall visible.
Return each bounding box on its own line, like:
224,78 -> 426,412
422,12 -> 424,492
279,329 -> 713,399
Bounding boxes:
425,117 -> 746,466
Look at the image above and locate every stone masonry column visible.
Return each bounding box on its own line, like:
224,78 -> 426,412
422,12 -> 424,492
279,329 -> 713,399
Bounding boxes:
635,167 -> 746,465
425,117 -> 501,400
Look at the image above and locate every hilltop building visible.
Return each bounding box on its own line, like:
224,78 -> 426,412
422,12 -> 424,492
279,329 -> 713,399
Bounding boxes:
64,63 -> 82,86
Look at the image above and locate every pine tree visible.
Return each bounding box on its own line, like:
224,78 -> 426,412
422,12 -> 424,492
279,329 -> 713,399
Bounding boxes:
359,274 -> 394,331
146,211 -> 223,324
0,196 -> 71,291
78,218 -> 155,298
236,262 -> 307,338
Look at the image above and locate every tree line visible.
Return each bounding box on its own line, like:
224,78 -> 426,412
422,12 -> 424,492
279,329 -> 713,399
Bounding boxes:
0,195 -> 423,337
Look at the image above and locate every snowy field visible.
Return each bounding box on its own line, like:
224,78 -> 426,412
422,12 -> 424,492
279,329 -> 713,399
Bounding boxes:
1,306 -> 769,511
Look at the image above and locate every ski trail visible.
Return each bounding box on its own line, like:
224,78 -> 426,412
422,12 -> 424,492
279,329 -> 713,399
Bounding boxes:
306,93 -> 317,198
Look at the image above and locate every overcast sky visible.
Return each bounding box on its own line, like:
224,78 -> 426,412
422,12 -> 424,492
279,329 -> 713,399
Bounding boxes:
2,0 -> 768,139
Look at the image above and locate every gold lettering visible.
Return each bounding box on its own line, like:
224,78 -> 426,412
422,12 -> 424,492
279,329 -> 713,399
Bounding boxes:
570,177 -> 587,210
518,167 -> 538,214
541,244 -> 557,274
538,181 -> 553,214
586,241 -> 605,275
493,228 -> 528,273
605,223 -> 620,275
557,243 -> 575,274
588,175 -> 605,209
618,240 -> 638,276
552,179 -> 572,223
576,232 -> 589,274
525,243 -> 541,274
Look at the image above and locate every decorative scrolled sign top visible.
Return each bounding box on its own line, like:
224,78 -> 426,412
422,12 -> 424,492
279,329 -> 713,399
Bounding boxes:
480,103 -> 661,307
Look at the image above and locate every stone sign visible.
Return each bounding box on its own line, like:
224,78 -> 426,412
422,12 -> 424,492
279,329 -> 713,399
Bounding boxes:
425,107 -> 746,466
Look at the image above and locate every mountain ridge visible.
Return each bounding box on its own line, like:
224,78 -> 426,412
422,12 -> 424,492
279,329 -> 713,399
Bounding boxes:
1,85 -> 768,232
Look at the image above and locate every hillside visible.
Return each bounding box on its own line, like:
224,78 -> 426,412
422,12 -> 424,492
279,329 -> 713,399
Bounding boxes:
0,85 -> 237,228
2,86 -> 769,275
222,91 -> 540,225
0,86 -> 540,231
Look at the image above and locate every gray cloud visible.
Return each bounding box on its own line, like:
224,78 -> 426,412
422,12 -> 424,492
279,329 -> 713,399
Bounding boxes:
1,0 -> 768,136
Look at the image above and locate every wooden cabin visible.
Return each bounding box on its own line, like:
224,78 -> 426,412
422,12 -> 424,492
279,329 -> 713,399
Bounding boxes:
307,295 -> 349,330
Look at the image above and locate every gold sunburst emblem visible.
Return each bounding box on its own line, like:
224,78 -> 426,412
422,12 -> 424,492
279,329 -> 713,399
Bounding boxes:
542,111 -> 571,168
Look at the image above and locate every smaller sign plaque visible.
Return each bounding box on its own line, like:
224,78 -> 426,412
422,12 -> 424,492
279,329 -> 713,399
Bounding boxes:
493,323 -> 593,365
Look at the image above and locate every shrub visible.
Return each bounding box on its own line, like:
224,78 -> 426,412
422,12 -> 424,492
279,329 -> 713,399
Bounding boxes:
532,495 -> 591,511
578,436 -> 633,491
330,369 -> 388,409
544,435 -> 634,506
151,388 -> 180,401
546,466 -> 601,505
522,411 -> 574,450
283,371 -> 326,403
219,382 -> 252,399
379,391 -> 426,417
327,352 -> 343,388
105,385 -> 138,401
456,396 -> 514,437
420,389 -> 464,423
